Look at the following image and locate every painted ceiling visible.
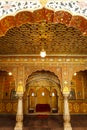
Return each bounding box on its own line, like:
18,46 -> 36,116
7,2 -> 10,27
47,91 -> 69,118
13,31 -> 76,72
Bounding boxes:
0,0 -> 87,56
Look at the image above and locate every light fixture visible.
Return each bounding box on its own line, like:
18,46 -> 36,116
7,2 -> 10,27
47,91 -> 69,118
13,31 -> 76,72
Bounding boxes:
31,92 -> 34,96
40,38 -> 46,58
40,48 -> 46,58
42,92 -> 45,96
74,72 -> 77,76
52,92 -> 55,96
8,72 -> 12,76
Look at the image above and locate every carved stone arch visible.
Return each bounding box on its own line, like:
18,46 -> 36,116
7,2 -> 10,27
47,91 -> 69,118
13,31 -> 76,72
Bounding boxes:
70,64 -> 87,82
70,69 -> 87,100
24,66 -> 62,88
51,88 -> 57,95
25,69 -> 61,92
0,8 -> 87,36
24,69 -> 61,113
0,65 -> 17,86
50,83 -> 61,96
0,66 -> 17,101
26,79 -> 61,98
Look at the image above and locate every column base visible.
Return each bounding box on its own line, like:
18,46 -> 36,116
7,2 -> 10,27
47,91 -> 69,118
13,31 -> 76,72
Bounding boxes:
64,127 -> 72,130
14,122 -> 23,130
14,127 -> 23,130
64,123 -> 72,130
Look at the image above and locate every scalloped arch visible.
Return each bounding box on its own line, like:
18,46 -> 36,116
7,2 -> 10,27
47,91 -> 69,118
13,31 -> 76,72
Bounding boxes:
26,70 -> 60,89
0,8 -> 87,36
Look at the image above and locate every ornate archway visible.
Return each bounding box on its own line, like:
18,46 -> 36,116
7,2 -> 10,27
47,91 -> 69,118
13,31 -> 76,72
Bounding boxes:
24,70 -> 62,114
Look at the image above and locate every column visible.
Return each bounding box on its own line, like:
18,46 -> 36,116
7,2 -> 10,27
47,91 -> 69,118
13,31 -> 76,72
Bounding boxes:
56,95 -> 58,113
63,88 -> 72,130
49,88 -> 52,112
14,81 -> 24,130
14,94 -> 23,130
26,94 -> 29,114
35,93 -> 37,112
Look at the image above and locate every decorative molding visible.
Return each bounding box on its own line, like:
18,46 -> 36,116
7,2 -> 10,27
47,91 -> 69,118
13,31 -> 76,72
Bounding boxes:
0,56 -> 87,64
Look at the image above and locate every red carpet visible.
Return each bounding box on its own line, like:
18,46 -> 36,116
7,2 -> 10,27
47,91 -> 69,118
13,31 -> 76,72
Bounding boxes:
37,114 -> 49,118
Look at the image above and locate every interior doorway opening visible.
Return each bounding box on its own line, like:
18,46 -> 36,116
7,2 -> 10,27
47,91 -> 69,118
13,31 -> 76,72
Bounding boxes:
24,70 -> 62,114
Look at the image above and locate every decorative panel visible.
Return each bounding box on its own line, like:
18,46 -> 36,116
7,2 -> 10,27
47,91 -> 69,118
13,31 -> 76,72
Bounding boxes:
15,11 -> 33,27
69,100 -> 87,114
44,8 -> 54,22
0,16 -> 15,34
69,16 -> 87,33
0,100 -> 17,113
33,8 -> 45,22
54,11 -> 72,26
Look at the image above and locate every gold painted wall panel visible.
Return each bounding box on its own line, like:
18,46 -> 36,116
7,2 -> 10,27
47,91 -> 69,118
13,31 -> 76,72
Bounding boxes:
51,96 -> 58,108
58,100 -> 87,114
0,100 -> 17,113
69,100 -> 87,114
37,88 -> 50,104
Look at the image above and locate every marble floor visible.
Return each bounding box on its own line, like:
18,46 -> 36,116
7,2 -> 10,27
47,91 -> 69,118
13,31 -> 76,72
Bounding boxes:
0,114 -> 87,130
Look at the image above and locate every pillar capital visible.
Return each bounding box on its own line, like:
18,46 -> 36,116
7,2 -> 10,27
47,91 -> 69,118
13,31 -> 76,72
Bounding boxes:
63,86 -> 70,97
16,81 -> 24,95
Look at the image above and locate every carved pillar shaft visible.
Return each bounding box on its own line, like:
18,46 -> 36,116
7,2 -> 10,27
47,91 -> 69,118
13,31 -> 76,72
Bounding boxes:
63,94 -> 72,130
35,95 -> 37,112
14,95 -> 23,130
26,94 -> 29,113
50,95 -> 52,112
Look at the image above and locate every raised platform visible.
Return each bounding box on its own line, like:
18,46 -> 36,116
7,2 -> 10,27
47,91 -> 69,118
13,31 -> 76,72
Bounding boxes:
36,104 -> 51,112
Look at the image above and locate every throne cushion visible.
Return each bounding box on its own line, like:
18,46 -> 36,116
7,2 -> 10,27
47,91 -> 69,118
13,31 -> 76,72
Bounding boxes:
36,104 -> 50,112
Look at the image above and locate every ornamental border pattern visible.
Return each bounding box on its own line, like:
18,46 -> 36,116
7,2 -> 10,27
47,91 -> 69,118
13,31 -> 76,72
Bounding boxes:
0,56 -> 87,63
0,0 -> 87,19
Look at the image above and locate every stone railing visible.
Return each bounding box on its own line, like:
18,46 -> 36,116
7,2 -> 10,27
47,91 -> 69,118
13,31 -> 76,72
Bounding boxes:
0,99 -> 17,114
69,99 -> 87,114
0,99 -> 87,114
59,99 -> 87,114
